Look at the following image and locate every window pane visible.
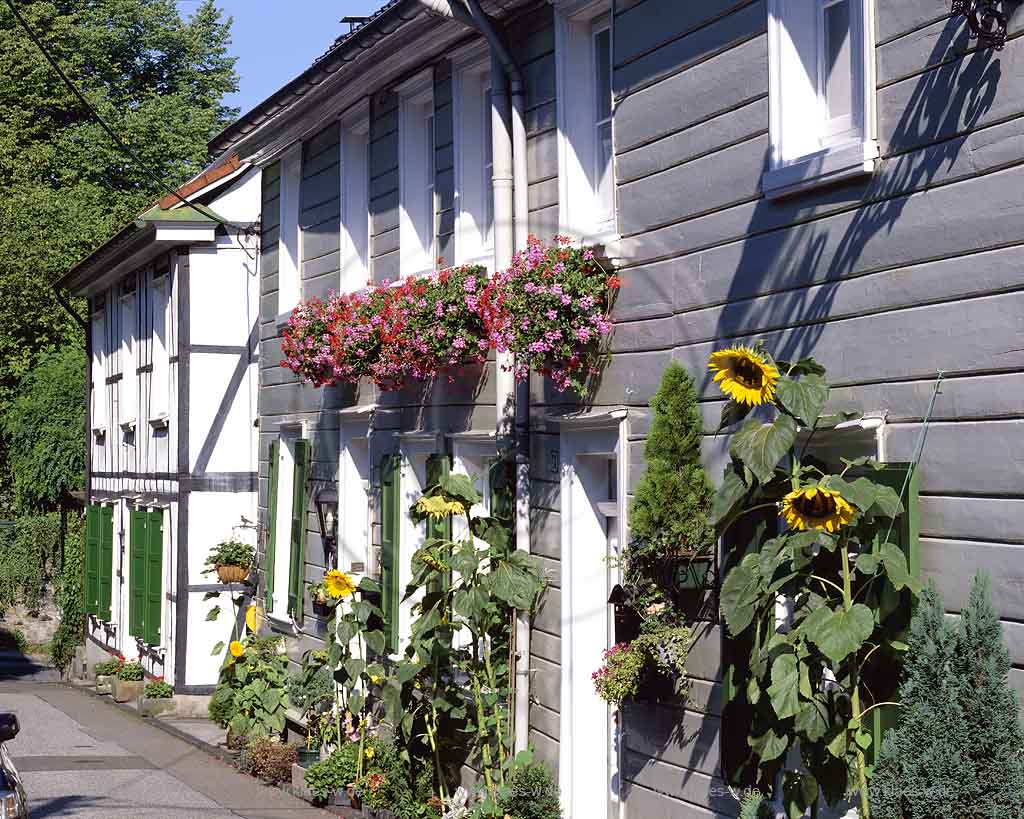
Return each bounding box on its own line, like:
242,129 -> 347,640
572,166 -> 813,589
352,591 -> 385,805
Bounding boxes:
594,28 -> 611,122
824,0 -> 852,121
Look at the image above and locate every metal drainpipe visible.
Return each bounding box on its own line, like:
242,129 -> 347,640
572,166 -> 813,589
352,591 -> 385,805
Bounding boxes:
414,0 -> 533,755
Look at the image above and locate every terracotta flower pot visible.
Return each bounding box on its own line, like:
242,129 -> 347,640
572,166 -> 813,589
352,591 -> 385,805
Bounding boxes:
216,564 -> 250,584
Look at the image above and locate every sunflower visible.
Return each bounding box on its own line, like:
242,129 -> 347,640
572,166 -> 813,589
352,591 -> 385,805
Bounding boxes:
708,346 -> 780,407
415,495 -> 466,519
781,486 -> 855,533
229,640 -> 245,658
324,569 -> 357,600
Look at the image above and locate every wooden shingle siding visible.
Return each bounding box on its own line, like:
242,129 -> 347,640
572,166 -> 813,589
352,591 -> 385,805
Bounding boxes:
371,90 -> 400,284
301,122 -> 341,301
435,60 -> 456,265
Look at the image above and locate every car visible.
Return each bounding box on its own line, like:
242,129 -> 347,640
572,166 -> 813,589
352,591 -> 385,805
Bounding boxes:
0,713 -> 28,818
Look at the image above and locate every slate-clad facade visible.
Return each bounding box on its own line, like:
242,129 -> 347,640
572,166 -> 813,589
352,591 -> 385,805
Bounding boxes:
207,1 -> 1024,816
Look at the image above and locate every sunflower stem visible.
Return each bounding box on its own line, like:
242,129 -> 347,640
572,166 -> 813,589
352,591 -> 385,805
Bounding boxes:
840,533 -> 872,819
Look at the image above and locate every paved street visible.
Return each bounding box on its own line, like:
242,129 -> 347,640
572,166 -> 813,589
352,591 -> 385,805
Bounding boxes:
0,680 -> 331,818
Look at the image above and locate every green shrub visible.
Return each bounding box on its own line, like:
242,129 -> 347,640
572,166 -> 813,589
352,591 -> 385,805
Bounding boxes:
212,635 -> 289,738
208,683 -> 236,727
94,657 -> 123,677
304,742 -> 360,802
117,661 -> 144,681
0,514 -> 60,615
144,680 -> 173,699
870,574 -> 1024,818
51,515 -> 85,674
247,736 -> 298,784
499,761 -> 562,819
0,626 -> 28,654
287,666 -> 335,713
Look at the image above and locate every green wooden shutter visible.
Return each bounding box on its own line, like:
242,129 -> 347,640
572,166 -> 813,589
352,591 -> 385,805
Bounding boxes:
288,440 -> 310,621
144,511 -> 164,645
97,506 -> 114,621
265,439 -> 280,612
380,454 -> 401,653
128,510 -> 146,638
863,462 -> 920,767
426,454 -> 452,593
85,506 -> 100,616
488,457 -> 513,521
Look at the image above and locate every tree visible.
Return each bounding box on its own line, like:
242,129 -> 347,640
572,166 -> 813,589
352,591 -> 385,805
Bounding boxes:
1,347 -> 85,513
0,0 -> 238,510
870,575 -> 1024,819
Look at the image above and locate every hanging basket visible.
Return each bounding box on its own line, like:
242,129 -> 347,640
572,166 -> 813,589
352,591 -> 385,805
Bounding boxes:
216,564 -> 251,584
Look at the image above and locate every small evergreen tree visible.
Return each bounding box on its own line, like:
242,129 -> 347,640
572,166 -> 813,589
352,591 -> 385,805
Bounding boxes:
870,575 -> 1024,819
955,572 -> 1024,818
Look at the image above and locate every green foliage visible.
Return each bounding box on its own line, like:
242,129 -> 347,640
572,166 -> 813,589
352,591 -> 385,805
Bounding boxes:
715,350 -> 919,817
304,742 -> 361,802
870,574 -> 1024,819
211,635 -> 290,738
287,666 -> 335,714
356,736 -> 437,817
498,760 -> 562,819
94,657 -> 123,677
144,680 -> 173,698
0,626 -> 28,655
628,361 -> 714,554
246,736 -> 298,784
592,642 -> 645,705
0,514 -> 60,614
1,349 -> 84,513
738,791 -> 772,819
203,538 -> 256,572
117,661 -> 143,681
0,0 -> 238,507
51,515 -> 85,674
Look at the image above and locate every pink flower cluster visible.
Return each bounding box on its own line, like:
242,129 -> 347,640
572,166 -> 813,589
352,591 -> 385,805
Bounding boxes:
281,240 -> 618,394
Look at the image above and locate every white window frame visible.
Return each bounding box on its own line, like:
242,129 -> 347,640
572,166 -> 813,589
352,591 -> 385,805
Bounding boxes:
150,268 -> 169,425
555,0 -> 617,244
269,425 -> 304,626
453,45 -> 495,268
340,101 -> 371,293
338,406 -> 376,577
763,0 -> 878,199
398,70 -> 437,277
277,144 -> 303,321
119,281 -> 137,432
91,303 -> 107,435
554,409 -> 628,819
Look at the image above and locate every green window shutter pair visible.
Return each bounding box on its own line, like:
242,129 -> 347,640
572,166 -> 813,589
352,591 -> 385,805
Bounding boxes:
85,505 -> 114,620
288,440 -> 310,622
426,454 -> 452,594
380,454 -> 401,653
128,509 -> 164,645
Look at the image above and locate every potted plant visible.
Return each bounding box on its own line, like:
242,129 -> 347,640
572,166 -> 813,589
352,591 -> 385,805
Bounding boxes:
112,660 -> 145,703
304,742 -> 361,807
139,678 -> 175,716
202,538 -> 255,584
94,657 -> 123,695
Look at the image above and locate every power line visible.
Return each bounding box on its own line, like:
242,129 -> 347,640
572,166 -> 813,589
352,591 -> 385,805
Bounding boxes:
3,0 -> 252,234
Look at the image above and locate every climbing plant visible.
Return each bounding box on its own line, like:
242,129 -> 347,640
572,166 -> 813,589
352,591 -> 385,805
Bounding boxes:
713,345 -> 920,818
0,513 -> 60,614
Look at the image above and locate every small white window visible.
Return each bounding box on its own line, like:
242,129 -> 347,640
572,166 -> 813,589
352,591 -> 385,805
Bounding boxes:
120,279 -> 137,430
764,0 -> 877,199
555,2 -> 616,242
91,303 -> 106,431
340,107 -> 370,292
398,71 -> 437,277
278,144 -> 302,318
150,267 -> 169,422
454,54 -> 494,266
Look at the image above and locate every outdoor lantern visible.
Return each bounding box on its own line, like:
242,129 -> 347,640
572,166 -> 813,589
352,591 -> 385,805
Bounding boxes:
314,485 -> 339,557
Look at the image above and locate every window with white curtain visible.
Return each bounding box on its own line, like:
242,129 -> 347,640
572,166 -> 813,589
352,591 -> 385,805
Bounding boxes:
764,0 -> 877,198
454,53 -> 494,266
340,108 -> 370,292
399,71 -> 437,276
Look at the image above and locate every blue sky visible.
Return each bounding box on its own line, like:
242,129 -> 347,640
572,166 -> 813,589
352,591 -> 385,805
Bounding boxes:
177,1 -> 385,116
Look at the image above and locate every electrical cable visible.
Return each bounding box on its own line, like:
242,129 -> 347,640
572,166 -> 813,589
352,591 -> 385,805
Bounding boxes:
3,0 -> 254,234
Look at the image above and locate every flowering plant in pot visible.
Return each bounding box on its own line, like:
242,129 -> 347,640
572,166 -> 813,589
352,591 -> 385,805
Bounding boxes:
202,538 -> 255,584
480,235 -> 618,393
113,660 -> 145,703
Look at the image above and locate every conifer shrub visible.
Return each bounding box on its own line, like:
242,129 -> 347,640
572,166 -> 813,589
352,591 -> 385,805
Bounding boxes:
870,573 -> 1024,818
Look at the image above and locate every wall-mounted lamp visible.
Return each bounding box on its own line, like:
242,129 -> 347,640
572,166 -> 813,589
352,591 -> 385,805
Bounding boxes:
314,485 -> 339,560
951,0 -> 1008,48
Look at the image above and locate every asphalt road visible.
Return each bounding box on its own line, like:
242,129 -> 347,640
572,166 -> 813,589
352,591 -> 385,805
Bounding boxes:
0,679 -> 331,818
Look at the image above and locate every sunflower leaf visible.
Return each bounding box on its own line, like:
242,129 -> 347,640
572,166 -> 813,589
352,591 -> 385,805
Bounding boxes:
768,653 -> 801,720
720,554 -> 763,635
807,604 -> 875,665
730,415 -> 798,485
777,357 -> 827,377
211,640 -> 225,656
718,399 -> 752,432
775,374 -> 830,427
750,726 -> 789,763
822,475 -> 877,512
879,542 -> 920,593
206,606 -> 221,621
712,467 -> 748,525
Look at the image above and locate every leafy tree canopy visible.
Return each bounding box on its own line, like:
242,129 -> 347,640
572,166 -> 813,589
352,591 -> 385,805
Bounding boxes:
0,0 -> 238,509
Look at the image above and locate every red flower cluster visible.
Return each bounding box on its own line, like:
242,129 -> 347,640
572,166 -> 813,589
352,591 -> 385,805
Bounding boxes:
281,241 -> 617,394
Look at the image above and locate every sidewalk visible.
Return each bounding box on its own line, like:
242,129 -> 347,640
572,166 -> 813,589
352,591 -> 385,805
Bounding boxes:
0,680 -> 333,818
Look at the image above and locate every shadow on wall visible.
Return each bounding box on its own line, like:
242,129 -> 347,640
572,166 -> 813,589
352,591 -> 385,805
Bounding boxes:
709,17 -> 1003,380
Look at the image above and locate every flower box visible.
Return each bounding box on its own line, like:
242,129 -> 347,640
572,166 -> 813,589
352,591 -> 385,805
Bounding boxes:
95,674 -> 115,695
112,678 -> 145,703
139,696 -> 176,717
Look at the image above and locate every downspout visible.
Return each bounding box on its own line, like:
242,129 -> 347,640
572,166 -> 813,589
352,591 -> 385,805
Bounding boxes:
415,0 -> 532,755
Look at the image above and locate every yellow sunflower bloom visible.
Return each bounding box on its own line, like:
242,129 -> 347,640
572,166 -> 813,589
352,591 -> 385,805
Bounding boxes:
708,346 -> 780,407
324,569 -> 357,600
416,495 -> 466,520
782,486 -> 855,533
229,640 -> 245,658
443,500 -> 466,517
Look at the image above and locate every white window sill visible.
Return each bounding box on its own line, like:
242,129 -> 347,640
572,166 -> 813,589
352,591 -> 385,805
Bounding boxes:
119,419 -> 137,433
762,140 -> 879,200
92,427 -> 107,442
148,415 -> 170,431
266,610 -> 298,634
